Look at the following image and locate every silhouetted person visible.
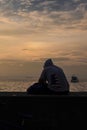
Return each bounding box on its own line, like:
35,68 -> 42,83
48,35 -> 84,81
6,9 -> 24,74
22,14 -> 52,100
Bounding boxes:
27,59 -> 69,94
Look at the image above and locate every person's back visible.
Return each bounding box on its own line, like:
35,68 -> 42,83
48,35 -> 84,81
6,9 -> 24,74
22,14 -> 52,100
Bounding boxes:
39,59 -> 69,92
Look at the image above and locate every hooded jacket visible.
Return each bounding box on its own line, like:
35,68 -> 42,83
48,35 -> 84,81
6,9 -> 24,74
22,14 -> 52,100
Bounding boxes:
43,59 -> 54,68
39,59 -> 69,92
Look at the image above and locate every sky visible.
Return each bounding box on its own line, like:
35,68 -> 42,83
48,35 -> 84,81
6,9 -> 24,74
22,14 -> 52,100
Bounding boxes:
0,0 -> 87,81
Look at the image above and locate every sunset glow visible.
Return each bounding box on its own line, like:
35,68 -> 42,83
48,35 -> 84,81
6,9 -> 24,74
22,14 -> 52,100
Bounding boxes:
0,0 -> 87,80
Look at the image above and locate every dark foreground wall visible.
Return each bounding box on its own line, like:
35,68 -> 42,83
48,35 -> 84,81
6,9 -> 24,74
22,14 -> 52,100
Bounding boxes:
0,92 -> 87,129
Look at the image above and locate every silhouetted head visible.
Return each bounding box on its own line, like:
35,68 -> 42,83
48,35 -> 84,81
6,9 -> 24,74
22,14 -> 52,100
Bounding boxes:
43,59 -> 54,68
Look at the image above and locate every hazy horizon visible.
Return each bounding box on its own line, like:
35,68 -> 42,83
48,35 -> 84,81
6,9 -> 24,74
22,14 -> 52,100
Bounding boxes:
0,59 -> 87,82
0,0 -> 87,81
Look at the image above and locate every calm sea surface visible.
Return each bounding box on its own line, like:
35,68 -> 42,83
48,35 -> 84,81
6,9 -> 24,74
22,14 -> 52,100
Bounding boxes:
0,78 -> 87,92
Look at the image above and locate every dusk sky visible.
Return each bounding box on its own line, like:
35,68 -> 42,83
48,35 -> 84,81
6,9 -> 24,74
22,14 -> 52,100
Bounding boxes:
0,0 -> 87,80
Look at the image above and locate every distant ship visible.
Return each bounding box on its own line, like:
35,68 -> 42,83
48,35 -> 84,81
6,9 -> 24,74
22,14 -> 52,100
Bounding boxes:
71,75 -> 79,83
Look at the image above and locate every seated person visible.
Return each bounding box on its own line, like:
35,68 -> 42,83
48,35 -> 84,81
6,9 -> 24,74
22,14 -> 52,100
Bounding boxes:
27,59 -> 69,94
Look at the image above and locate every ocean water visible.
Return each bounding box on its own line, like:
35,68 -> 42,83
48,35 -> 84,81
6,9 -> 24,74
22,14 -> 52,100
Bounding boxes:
0,78 -> 87,92
70,82 -> 87,92
0,80 -> 35,92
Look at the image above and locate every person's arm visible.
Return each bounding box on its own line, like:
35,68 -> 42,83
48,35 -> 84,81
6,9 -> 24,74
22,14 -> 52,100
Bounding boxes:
62,69 -> 70,88
38,69 -> 46,84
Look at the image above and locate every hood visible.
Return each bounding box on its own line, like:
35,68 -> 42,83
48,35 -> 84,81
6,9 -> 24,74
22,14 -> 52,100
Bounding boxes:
43,59 -> 54,68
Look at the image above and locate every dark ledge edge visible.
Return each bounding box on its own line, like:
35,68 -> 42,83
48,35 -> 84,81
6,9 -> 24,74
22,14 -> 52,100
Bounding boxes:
0,92 -> 87,96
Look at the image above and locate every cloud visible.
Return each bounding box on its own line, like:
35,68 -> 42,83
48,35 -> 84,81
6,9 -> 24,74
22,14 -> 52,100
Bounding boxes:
0,0 -> 87,43
0,0 -> 87,35
39,1 -> 56,6
22,49 -> 29,51
0,0 -> 87,61
77,58 -> 87,64
39,57 -> 70,62
0,0 -> 87,80
73,0 -> 81,2
52,57 -> 71,62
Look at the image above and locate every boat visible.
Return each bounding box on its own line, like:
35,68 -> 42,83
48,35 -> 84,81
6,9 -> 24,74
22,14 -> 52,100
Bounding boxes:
71,75 -> 79,83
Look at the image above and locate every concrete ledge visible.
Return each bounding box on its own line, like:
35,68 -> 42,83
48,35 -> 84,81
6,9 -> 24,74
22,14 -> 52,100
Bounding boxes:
0,92 -> 87,129
0,92 -> 87,96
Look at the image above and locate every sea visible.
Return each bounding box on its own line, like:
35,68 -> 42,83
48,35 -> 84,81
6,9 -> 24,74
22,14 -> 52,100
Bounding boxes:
0,76 -> 87,92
